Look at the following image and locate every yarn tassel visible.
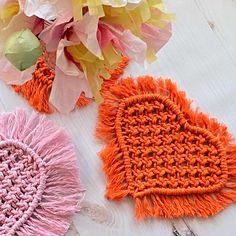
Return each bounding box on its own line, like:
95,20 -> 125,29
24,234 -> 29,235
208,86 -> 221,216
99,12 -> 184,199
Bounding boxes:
0,109 -> 84,235
12,57 -> 54,113
99,139 -> 129,200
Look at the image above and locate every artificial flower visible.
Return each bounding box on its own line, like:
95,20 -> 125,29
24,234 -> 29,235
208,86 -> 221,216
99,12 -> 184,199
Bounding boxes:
66,19 -> 147,103
38,13 -> 99,112
0,0 -> 173,113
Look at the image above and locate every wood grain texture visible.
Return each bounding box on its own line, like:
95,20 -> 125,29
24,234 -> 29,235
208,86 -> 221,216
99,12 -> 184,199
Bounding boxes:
0,0 -> 236,235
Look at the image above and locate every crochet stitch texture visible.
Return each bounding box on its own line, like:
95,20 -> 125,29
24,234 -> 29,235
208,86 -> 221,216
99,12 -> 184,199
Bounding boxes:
96,76 -> 236,219
0,110 -> 83,235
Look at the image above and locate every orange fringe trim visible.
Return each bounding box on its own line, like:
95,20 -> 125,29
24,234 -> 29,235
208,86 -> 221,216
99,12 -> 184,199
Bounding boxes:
96,76 -> 236,219
12,57 -> 54,113
12,57 -> 129,113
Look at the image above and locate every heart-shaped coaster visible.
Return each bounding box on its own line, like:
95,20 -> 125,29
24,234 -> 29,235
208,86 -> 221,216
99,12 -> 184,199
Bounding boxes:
96,76 -> 236,219
0,110 -> 84,235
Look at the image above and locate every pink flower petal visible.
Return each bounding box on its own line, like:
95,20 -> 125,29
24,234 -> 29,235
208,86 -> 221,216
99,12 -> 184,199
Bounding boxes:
71,13 -> 101,58
39,12 -> 72,52
98,22 -> 147,63
141,22 -> 172,54
97,23 -> 123,51
0,56 -> 34,85
49,39 -> 91,113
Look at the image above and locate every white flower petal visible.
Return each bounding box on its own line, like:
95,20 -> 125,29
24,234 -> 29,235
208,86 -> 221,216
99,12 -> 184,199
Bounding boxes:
23,0 -> 72,21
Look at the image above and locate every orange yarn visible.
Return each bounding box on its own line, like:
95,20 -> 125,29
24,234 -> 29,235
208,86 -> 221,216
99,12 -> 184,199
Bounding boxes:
12,56 -> 129,113
96,76 -> 236,219
12,57 -> 54,113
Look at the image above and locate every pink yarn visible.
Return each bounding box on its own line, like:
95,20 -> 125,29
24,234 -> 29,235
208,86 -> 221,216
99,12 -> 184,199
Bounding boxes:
0,109 -> 84,236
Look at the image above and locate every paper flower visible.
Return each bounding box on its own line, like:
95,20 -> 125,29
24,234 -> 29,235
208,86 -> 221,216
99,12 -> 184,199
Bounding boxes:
0,0 -> 173,113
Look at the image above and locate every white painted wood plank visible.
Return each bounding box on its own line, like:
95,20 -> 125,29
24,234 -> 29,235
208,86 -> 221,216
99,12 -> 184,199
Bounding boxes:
178,1 -> 236,235
194,0 -> 236,65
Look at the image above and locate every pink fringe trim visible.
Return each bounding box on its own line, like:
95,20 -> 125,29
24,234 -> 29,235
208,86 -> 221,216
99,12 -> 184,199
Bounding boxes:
0,109 -> 84,236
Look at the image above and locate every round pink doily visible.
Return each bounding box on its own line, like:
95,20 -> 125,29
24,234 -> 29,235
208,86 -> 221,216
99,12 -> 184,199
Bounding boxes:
0,110 -> 83,236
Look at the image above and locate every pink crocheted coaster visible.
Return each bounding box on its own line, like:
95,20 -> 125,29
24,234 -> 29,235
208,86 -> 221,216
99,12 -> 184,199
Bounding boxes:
0,109 -> 83,235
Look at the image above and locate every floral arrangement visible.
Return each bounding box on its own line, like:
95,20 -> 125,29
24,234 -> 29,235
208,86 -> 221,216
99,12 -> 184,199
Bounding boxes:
0,0 -> 172,113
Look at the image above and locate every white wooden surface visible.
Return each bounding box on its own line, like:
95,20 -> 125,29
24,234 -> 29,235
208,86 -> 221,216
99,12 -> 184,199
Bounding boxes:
1,0 -> 236,235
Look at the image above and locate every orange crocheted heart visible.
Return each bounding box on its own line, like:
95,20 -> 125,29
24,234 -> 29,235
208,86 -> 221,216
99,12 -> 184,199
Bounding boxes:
97,76 -> 236,219
116,94 -> 228,196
